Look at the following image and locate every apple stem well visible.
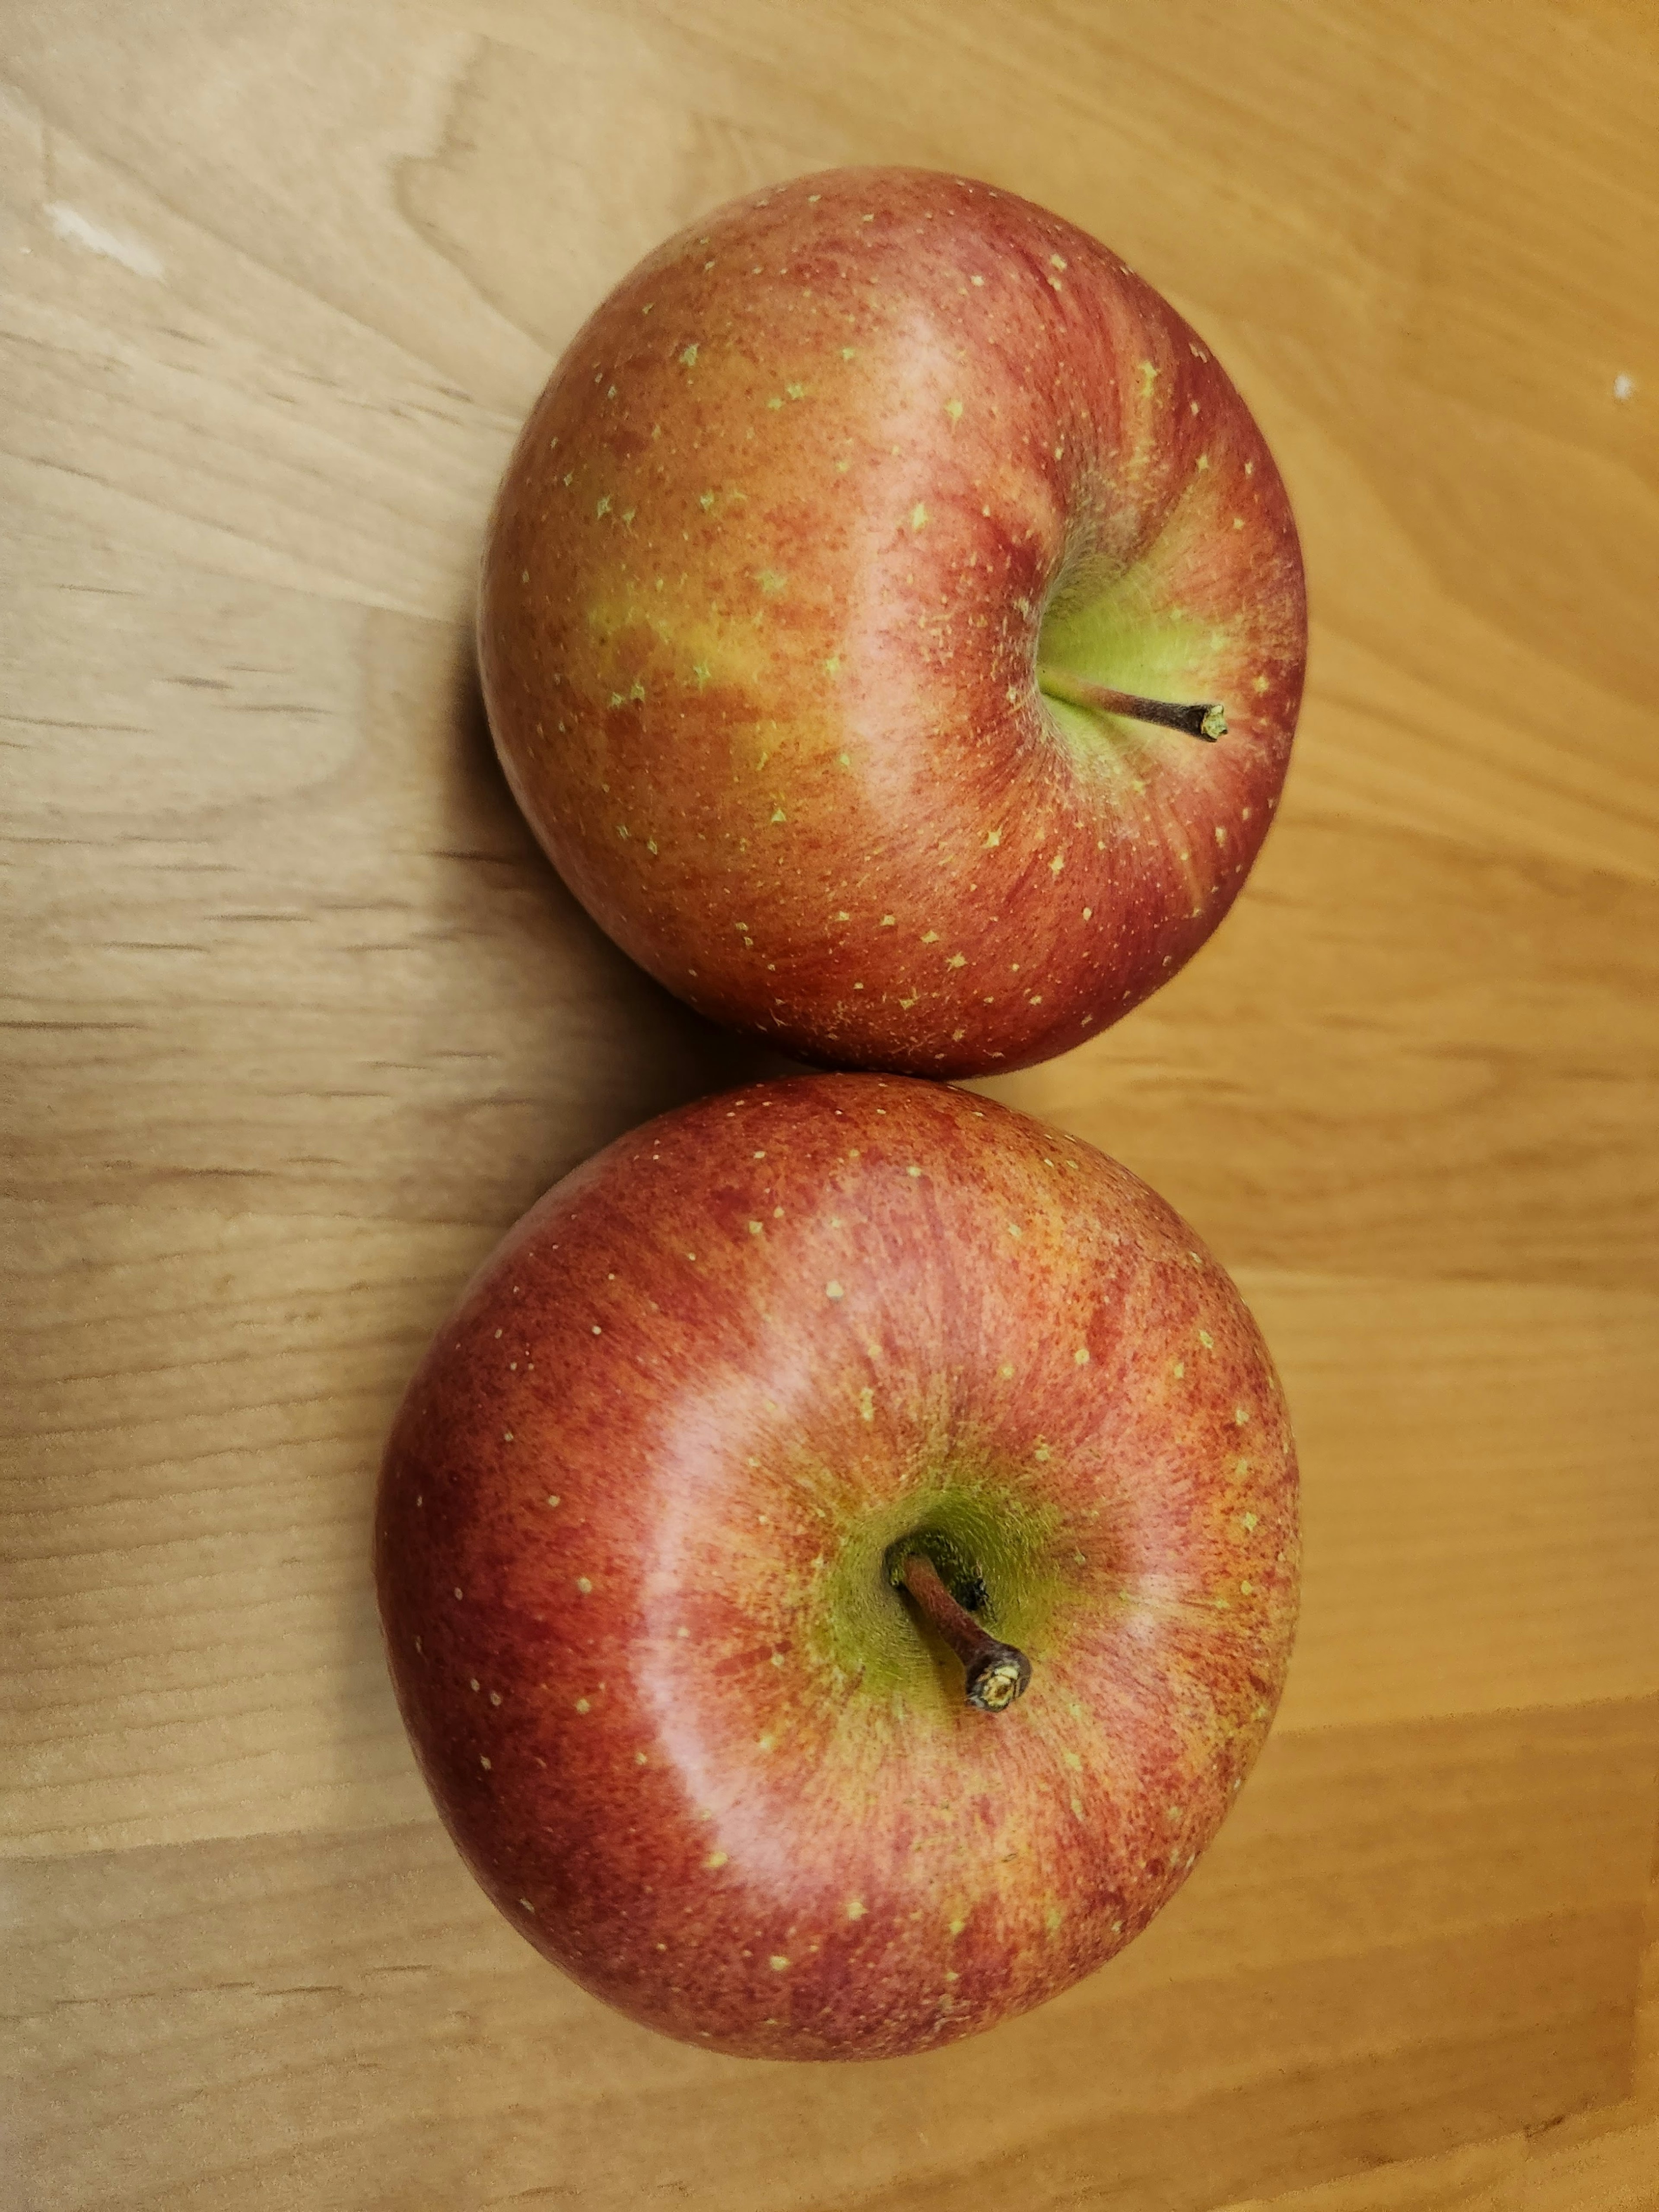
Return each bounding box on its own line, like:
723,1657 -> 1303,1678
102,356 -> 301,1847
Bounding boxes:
897,1553 -> 1033,1713
1037,664 -> 1227,742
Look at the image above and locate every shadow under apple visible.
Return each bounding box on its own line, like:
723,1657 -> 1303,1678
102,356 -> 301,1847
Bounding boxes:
410,623 -> 804,1240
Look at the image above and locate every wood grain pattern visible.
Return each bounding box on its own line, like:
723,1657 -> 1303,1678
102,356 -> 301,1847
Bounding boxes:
7,1703 -> 1654,2211
3,1 -> 1656,2206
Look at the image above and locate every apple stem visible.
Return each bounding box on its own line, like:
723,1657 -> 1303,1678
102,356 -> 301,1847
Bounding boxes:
1037,664 -> 1227,741
898,1553 -> 1032,1713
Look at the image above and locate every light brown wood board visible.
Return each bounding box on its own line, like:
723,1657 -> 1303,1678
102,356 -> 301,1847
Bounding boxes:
3,3 -> 1657,2207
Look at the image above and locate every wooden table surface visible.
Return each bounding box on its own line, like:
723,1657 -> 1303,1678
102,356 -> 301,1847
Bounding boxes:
5,3 -> 1658,2206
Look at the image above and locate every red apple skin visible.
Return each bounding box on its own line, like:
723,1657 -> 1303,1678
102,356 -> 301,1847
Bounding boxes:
375,1077 -> 1298,2061
478,166 -> 1305,1077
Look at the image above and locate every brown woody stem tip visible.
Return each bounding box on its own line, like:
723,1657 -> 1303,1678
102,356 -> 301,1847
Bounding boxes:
898,1553 -> 1032,1713
1038,664 -> 1227,741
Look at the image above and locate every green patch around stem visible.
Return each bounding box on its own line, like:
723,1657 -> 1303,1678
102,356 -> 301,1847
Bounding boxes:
1036,547 -> 1231,769
810,1468 -> 1071,1710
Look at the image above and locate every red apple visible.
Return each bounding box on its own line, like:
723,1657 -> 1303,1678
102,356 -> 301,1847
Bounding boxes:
478,165 -> 1305,1077
375,1075 -> 1298,2059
